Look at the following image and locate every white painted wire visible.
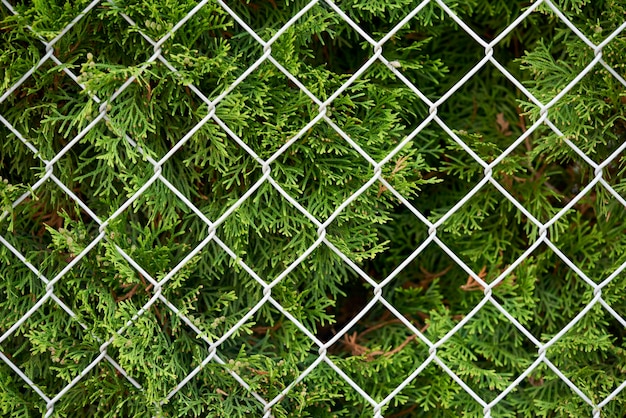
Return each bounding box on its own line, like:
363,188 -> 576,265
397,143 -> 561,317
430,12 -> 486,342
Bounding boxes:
0,0 -> 625,416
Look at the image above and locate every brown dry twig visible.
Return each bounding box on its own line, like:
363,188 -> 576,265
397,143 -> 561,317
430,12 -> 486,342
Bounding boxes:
378,155 -> 410,197
460,265 -> 488,291
341,320 -> 427,362
402,265 -> 452,291
461,265 -> 516,292
114,282 -> 141,303
387,404 -> 418,418
496,112 -> 512,137
342,332 -> 369,357
251,321 -> 283,335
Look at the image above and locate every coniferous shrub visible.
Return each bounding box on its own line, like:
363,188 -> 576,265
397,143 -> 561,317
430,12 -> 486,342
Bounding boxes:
1,0 -> 625,416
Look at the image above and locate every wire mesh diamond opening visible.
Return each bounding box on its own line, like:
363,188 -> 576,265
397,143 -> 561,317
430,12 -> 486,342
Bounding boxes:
0,61 -> 95,160
149,3 -> 266,93
211,302 -> 326,416
248,1 -> 382,98
46,241 -> 136,331
365,208 -> 429,275
294,362 -> 375,417
0,301 -> 106,411
154,136 -> 265,224
264,125 -> 373,213
322,304 -> 431,401
376,3 -> 487,104
428,182 -> 532,271
214,60 -> 321,159
434,63 -> 533,148
397,360 -> 487,415
263,247 -> 349,341
0,190 -> 100,281
55,143 -> 149,223
212,182 -> 319,281
321,62 -> 431,152
543,307 -> 626,402
433,303 -> 541,410
321,191 -> 410,270
223,1 -> 344,94
376,243 -> 484,334
487,242 -> 598,339
158,359 -> 266,417
2,0 -> 100,40
107,299 -> 215,399
548,186 -> 626,283
102,192 -> 211,278
410,125 -> 487,222
153,240 -> 267,347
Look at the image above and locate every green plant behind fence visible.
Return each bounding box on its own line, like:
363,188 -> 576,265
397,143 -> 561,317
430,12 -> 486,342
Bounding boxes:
1,0 -> 626,416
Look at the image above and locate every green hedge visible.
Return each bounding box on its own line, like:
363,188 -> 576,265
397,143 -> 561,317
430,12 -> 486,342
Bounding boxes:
1,0 -> 626,416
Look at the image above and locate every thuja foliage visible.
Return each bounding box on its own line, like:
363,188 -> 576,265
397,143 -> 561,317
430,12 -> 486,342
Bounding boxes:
1,0 -> 626,416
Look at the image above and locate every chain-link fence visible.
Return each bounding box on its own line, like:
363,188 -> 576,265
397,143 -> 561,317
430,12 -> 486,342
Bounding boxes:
1,0 -> 626,417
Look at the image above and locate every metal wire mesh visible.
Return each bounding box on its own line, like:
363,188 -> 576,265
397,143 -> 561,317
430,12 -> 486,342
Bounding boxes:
1,0 -> 626,417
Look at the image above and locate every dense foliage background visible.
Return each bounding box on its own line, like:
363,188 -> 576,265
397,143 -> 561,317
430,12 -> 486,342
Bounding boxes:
1,0 -> 626,416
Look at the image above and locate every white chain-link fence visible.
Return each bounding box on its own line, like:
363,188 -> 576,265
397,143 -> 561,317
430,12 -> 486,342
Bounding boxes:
1,0 -> 626,417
